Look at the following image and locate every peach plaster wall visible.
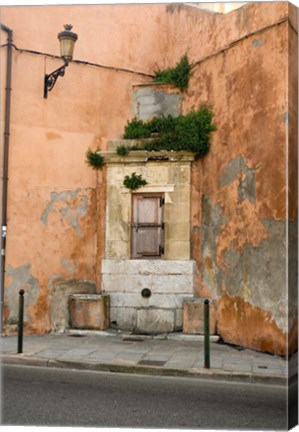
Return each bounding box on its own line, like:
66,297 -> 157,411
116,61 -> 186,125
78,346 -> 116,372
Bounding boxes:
1,3 -> 297,355
170,2 -> 297,355
0,4 -> 169,333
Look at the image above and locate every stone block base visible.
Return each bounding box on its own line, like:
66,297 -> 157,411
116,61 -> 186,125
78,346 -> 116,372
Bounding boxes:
50,281 -> 96,333
183,298 -> 217,335
102,259 -> 195,333
69,294 -> 110,330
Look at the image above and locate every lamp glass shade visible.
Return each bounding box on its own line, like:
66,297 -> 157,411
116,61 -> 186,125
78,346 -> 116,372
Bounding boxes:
58,25 -> 78,61
59,38 -> 75,60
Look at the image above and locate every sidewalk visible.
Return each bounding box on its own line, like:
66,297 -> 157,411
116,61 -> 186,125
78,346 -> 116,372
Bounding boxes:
1,329 -> 297,385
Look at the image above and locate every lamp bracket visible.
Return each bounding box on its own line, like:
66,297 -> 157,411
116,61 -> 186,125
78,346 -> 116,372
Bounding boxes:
44,60 -> 69,99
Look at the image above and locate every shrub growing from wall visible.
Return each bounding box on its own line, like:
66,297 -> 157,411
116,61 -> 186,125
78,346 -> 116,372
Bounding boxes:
123,105 -> 216,157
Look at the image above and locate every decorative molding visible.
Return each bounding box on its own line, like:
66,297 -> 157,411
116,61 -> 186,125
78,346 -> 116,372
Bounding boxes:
120,184 -> 175,194
102,150 -> 195,165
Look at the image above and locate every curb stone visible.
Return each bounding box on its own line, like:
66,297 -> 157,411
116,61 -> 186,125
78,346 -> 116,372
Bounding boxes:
1,354 -> 287,386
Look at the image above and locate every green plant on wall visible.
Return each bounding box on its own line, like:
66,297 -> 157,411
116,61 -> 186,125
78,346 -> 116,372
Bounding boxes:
123,116 -> 177,140
123,105 -> 216,158
154,54 -> 192,91
85,148 -> 105,170
116,145 -> 129,156
123,172 -> 148,190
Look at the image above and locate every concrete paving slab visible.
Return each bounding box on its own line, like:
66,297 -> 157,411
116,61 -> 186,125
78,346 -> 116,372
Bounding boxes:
223,360 -> 252,373
113,352 -> 146,363
84,351 -> 119,362
55,348 -> 98,360
193,358 -> 223,369
36,349 -> 72,359
165,352 -> 199,369
252,365 -> 287,375
124,343 -> 153,353
142,354 -> 173,363
0,332 -> 291,385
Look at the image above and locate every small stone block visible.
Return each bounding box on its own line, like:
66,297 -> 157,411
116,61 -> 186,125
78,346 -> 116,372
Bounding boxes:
183,298 -> 217,335
69,294 -> 110,330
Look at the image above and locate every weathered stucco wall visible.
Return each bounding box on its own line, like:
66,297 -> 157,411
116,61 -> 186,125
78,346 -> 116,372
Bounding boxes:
1,2 -> 297,355
287,2 -> 298,356
175,2 -> 297,355
0,3 -> 169,333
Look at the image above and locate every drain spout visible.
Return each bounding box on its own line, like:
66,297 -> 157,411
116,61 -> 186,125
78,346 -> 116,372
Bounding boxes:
0,23 -> 13,332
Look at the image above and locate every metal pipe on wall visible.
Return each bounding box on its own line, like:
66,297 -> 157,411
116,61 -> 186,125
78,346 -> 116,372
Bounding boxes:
0,23 -> 13,332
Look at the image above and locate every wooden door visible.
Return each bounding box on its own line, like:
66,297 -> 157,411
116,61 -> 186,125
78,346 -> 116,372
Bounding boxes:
131,193 -> 164,258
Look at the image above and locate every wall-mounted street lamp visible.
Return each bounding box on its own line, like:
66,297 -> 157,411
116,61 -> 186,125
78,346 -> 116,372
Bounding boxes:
44,24 -> 78,99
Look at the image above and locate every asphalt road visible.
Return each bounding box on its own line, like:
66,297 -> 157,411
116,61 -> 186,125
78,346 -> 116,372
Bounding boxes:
1,364 -> 295,429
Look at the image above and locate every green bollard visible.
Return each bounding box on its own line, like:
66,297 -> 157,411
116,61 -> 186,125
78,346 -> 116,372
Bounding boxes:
18,289 -> 25,354
204,299 -> 210,368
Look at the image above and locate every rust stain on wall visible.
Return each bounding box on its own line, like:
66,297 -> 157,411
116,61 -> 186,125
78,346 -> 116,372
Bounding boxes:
46,132 -> 62,141
217,293 -> 297,356
27,291 -> 50,334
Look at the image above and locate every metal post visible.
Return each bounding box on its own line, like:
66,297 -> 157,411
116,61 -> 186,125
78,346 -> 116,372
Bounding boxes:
204,299 -> 210,368
17,289 -> 25,354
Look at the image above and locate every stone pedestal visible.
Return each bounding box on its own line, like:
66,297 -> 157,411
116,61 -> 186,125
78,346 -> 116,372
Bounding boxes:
69,294 -> 110,330
102,259 -> 195,333
50,281 -> 96,333
183,298 -> 217,335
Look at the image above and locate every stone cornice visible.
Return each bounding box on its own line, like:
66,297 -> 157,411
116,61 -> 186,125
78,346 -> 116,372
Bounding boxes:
102,150 -> 195,164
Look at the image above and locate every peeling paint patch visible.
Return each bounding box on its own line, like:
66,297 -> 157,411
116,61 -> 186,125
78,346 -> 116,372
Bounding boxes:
217,293 -> 296,356
201,191 -> 290,336
238,170 -> 255,203
220,155 -> 256,204
61,258 -> 76,274
47,274 -> 61,290
288,219 -> 298,319
252,39 -> 264,48
201,195 -> 228,297
40,189 -> 89,237
5,264 -> 40,323
221,220 -> 287,332
283,112 -> 289,124
216,199 -> 269,265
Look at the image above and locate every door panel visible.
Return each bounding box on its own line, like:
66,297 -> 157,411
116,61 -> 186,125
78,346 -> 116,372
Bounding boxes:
131,194 -> 164,258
